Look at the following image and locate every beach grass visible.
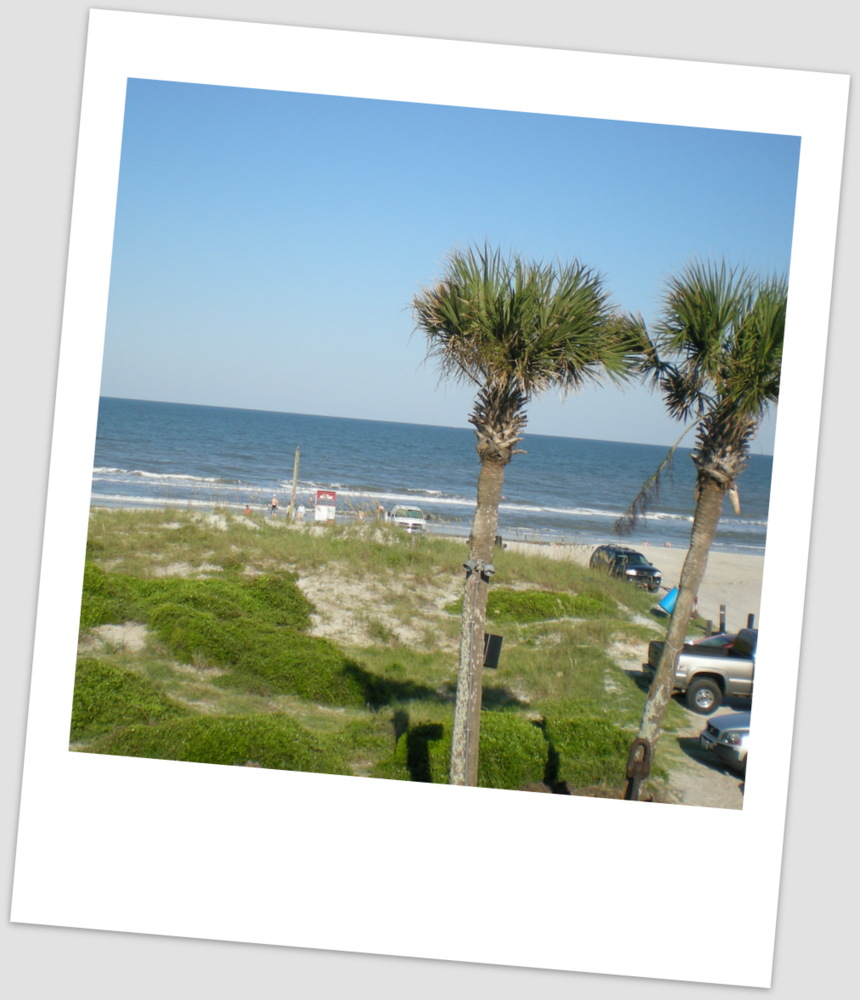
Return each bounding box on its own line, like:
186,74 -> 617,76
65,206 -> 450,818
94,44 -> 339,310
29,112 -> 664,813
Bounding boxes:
74,506 -> 685,797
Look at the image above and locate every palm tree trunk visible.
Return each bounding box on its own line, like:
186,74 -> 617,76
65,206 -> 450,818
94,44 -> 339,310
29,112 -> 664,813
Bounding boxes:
449,455 -> 506,786
637,477 -> 726,749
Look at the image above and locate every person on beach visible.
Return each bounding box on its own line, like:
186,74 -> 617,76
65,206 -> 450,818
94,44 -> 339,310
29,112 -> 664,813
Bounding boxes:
270,495 -> 279,516
243,504 -> 251,515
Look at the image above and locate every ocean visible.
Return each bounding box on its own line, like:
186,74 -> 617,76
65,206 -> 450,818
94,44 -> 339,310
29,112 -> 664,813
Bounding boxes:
90,397 -> 773,554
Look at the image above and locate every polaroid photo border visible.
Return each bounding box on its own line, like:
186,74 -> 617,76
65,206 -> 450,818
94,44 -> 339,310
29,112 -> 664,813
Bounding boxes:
11,10 -> 849,988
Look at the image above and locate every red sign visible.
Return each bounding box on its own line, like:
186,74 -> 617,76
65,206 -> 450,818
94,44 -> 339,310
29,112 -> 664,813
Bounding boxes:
315,490 -> 336,506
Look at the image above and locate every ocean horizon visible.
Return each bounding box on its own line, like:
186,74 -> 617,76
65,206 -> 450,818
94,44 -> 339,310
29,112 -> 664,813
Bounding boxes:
90,396 -> 774,554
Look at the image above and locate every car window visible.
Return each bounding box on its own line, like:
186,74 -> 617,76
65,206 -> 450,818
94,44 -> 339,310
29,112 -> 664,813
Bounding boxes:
696,634 -> 734,648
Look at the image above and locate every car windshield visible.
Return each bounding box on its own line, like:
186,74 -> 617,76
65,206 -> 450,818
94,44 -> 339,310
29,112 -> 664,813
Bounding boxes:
403,509 -> 423,518
624,553 -> 650,566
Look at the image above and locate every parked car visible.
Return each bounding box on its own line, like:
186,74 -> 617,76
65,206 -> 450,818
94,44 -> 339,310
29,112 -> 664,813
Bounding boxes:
387,505 -> 427,533
700,711 -> 751,773
644,627 -> 757,714
589,544 -> 662,592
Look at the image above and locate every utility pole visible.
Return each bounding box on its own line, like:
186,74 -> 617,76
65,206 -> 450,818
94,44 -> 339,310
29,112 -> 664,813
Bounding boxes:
288,446 -> 300,521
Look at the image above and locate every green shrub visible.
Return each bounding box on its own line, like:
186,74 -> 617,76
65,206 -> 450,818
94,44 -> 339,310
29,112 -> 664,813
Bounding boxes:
70,658 -> 188,743
84,714 -> 350,774
143,592 -> 434,708
444,588 -> 618,623
80,564 -> 315,634
148,605 -> 368,706
80,563 -> 339,702
148,604 -> 248,662
78,563 -> 144,630
371,722 -> 444,783
138,579 -> 247,626
374,713 -> 548,789
326,716 -> 398,773
542,716 -> 632,789
471,713 -> 548,788
567,591 -> 618,618
134,573 -> 314,630
244,573 -> 314,629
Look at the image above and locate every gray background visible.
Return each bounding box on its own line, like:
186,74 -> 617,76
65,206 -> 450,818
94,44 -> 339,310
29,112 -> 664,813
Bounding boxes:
4,3 -> 852,997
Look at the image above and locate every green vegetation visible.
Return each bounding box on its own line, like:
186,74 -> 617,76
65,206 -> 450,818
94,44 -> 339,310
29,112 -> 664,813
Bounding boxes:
542,716 -> 637,788
73,507 -> 685,798
89,715 -> 350,774
70,658 -> 189,743
445,587 -> 619,623
147,604 -> 368,704
81,562 -> 314,632
373,713 -> 547,788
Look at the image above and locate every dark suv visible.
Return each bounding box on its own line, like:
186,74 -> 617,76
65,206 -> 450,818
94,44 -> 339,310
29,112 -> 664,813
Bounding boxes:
589,545 -> 662,592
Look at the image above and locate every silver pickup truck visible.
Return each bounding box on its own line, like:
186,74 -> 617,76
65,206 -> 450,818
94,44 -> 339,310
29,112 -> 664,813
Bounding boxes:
643,628 -> 757,714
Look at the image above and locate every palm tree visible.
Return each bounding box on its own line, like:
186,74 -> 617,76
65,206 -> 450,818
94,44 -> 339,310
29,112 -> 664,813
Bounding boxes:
621,259 -> 787,792
412,244 -> 646,786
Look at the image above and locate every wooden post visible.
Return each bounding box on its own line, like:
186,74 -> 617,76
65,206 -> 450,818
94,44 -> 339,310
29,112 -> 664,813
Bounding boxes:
747,613 -> 756,628
288,446 -> 300,520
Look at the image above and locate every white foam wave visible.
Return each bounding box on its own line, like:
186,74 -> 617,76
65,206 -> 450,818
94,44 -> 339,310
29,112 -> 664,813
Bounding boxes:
93,467 -> 221,484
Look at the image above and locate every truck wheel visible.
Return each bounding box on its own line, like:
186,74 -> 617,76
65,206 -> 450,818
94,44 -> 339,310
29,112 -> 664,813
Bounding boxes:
686,678 -> 722,714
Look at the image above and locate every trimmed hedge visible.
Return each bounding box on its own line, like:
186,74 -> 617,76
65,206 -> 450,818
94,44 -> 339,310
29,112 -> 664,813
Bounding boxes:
70,658 -> 189,743
542,716 -> 632,788
84,714 -> 350,774
374,712 -> 548,789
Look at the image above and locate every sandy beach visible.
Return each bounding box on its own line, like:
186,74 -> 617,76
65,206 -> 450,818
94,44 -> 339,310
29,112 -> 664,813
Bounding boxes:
503,538 -> 763,634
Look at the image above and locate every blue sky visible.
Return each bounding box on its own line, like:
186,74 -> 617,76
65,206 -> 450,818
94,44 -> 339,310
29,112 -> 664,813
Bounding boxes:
102,79 -> 800,452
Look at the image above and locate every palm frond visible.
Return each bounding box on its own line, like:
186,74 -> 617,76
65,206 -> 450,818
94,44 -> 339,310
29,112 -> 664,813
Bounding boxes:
650,258 -> 785,466
412,243 -> 649,408
614,422 -> 699,536
722,273 -> 787,417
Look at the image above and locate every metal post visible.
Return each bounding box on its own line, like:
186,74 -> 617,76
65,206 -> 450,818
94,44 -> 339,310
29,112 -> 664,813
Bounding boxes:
719,604 -> 727,633
623,738 -> 652,800
288,446 -> 300,520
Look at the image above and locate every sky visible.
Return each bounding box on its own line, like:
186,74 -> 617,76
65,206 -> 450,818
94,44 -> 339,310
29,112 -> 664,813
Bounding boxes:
101,79 -> 800,452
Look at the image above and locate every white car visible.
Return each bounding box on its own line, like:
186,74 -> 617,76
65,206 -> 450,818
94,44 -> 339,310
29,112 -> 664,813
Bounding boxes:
700,711 -> 750,774
387,505 -> 427,533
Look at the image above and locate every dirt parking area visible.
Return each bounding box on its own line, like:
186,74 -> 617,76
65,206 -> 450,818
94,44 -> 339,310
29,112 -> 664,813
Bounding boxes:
619,657 -> 747,809
664,703 -> 747,809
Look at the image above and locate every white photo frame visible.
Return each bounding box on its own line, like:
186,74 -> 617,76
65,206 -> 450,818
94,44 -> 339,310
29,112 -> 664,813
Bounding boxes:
11,10 -> 849,988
